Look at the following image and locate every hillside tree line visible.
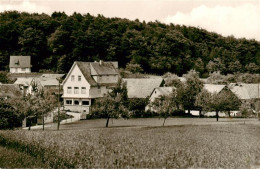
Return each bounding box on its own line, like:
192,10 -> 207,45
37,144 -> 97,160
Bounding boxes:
0,11 -> 260,76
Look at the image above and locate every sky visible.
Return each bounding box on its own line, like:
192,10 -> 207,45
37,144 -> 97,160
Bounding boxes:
0,0 -> 259,41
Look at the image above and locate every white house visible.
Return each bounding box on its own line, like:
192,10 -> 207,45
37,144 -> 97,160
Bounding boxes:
62,61 -> 119,118
9,56 -> 31,73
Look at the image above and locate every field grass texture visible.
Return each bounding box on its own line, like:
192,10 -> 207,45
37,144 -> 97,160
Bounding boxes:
0,122 -> 259,168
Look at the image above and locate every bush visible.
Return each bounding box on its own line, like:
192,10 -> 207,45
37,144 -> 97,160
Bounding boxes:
0,100 -> 22,129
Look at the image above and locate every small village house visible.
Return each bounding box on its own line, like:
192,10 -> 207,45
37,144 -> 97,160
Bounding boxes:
203,84 -> 239,117
145,86 -> 176,112
9,56 -> 31,73
62,61 -> 119,119
229,83 -> 260,113
122,78 -> 164,99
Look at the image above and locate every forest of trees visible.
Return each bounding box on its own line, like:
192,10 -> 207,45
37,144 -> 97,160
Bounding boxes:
0,11 -> 259,76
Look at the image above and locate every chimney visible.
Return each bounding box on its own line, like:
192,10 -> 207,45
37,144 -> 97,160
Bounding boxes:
99,60 -> 103,65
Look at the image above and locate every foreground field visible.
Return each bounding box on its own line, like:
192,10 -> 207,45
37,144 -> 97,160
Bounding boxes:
0,120 -> 260,168
51,117 -> 260,130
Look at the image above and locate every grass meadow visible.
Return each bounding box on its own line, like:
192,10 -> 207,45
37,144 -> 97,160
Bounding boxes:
0,118 -> 260,168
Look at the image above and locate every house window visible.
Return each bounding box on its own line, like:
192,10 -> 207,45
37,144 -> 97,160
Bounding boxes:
67,87 -> 72,94
74,87 -> 79,94
71,75 -> 74,81
66,100 -> 72,105
21,68 -> 26,71
81,87 -> 86,94
82,101 -> 89,106
74,100 -> 79,105
78,76 -> 81,81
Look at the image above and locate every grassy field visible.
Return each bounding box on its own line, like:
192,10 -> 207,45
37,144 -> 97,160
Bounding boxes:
0,146 -> 45,168
0,118 -> 260,168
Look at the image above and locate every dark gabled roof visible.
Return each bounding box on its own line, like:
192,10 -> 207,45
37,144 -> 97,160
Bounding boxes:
75,62 -> 98,86
0,84 -> 22,98
90,62 -> 118,75
9,56 -> 31,68
63,61 -> 119,87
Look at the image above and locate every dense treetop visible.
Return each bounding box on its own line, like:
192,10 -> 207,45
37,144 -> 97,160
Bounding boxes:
0,11 -> 259,76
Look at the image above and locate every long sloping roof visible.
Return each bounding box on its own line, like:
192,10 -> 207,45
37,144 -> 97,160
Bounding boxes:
229,83 -> 260,100
75,62 -> 98,86
203,84 -> 226,94
14,77 -> 33,86
41,74 -> 64,79
123,78 -> 164,98
9,56 -> 31,68
74,61 -> 119,86
0,84 -> 22,98
91,62 -> 118,75
243,84 -> 260,99
37,78 -> 59,87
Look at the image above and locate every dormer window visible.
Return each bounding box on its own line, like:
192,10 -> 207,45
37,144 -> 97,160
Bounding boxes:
71,75 -> 74,81
15,60 -> 19,65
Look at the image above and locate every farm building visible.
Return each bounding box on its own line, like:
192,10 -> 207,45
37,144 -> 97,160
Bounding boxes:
14,74 -> 64,95
62,61 -> 119,118
203,84 -> 240,117
9,56 -> 31,73
229,83 -> 260,112
122,78 -> 164,99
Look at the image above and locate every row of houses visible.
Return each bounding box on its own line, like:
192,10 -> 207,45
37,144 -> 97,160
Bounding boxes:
61,60 -> 260,118
1,56 -> 260,119
1,56 -> 64,99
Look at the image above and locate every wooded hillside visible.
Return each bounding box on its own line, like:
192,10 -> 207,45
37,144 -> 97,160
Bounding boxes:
0,11 -> 259,76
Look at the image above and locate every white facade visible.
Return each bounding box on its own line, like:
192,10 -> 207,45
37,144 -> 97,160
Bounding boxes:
62,62 -> 119,119
62,64 -> 92,117
10,67 -> 31,73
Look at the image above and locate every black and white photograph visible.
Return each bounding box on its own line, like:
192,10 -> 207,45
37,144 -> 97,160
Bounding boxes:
0,0 -> 259,168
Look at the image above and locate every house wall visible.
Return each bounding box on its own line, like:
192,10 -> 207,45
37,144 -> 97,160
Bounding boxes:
89,86 -> 107,98
63,64 -> 91,99
149,89 -> 161,102
63,98 -> 91,119
10,67 -> 31,73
